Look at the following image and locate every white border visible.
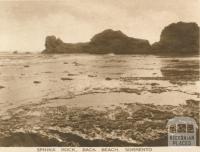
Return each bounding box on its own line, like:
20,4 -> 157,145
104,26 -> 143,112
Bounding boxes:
0,147 -> 200,152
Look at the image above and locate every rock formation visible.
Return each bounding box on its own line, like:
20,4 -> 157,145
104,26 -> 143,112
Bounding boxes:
42,22 -> 199,54
44,36 -> 88,53
42,29 -> 151,54
152,22 -> 199,54
87,29 -> 151,54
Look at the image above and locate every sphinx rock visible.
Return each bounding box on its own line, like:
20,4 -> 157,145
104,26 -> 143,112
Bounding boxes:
42,29 -> 151,54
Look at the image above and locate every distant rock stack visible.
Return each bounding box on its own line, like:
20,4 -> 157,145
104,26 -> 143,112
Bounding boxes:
42,22 -> 199,55
152,22 -> 199,54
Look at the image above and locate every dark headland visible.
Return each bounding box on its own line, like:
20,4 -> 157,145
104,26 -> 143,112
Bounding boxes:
42,22 -> 199,55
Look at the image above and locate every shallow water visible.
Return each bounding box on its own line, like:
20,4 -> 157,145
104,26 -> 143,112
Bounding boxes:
0,53 -> 199,108
0,53 -> 199,146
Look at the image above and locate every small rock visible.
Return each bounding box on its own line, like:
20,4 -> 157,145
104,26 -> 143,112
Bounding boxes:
171,59 -> 179,62
33,81 -> 41,84
68,73 -> 76,76
151,83 -> 159,86
105,77 -> 112,80
61,77 -> 73,81
44,71 -> 52,73
0,85 -> 5,89
88,75 -> 97,77
24,65 -> 29,68
63,62 -> 68,64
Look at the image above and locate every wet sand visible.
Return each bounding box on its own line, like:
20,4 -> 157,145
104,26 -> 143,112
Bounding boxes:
0,53 -> 199,146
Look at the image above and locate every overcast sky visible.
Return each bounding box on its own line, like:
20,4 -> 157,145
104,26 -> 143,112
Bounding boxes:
0,0 -> 199,52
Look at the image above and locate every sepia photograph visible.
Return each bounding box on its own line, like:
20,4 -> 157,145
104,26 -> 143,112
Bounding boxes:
0,0 -> 199,149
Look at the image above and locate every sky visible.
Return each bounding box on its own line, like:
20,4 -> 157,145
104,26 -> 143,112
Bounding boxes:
0,0 -> 199,52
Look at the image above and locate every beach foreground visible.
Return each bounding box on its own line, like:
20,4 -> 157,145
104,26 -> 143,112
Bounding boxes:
0,53 -> 199,146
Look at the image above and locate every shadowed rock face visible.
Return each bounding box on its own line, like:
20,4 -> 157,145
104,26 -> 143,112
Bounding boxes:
42,29 -> 151,54
152,22 -> 199,54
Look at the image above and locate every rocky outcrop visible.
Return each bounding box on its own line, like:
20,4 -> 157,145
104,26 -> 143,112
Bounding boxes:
152,22 -> 199,54
44,36 -> 89,53
87,29 -> 151,54
42,29 -> 151,54
42,22 -> 199,54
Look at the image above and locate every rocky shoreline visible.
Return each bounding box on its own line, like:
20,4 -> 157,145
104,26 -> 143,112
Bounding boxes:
0,98 -> 199,146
